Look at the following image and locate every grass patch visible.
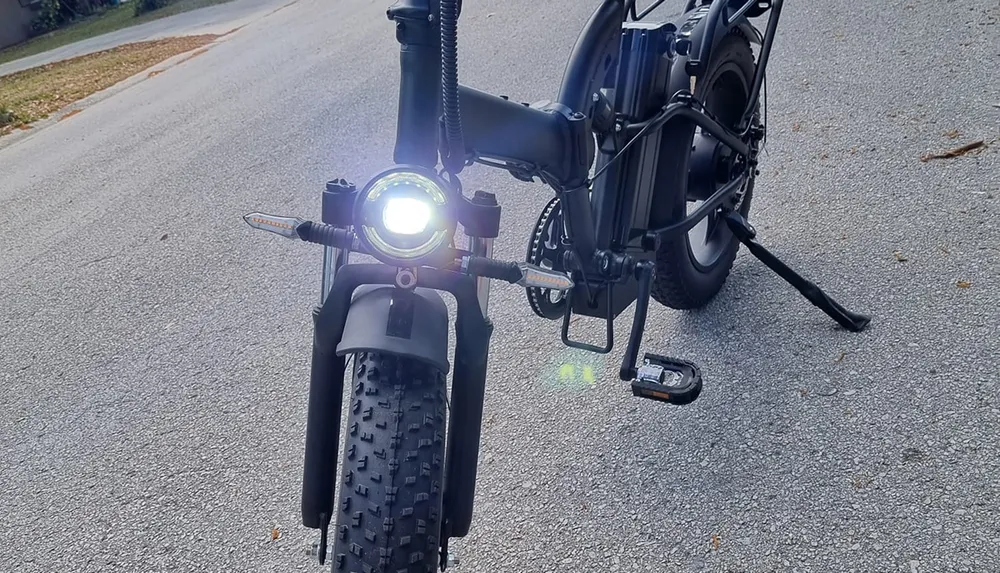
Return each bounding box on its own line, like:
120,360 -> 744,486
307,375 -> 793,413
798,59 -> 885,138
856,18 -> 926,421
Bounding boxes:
0,35 -> 217,135
0,0 -> 235,66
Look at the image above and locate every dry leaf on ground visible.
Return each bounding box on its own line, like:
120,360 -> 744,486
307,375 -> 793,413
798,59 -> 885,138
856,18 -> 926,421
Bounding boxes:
920,140 -> 986,162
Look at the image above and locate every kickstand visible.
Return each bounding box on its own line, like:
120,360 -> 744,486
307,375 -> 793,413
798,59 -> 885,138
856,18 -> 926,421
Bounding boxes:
724,212 -> 872,333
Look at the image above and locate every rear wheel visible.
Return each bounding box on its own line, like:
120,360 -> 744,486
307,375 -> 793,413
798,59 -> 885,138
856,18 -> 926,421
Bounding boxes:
332,352 -> 447,573
650,32 -> 759,310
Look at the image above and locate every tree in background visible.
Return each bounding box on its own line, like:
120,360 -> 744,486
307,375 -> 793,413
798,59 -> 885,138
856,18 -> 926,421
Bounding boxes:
32,0 -> 114,34
134,0 -> 169,15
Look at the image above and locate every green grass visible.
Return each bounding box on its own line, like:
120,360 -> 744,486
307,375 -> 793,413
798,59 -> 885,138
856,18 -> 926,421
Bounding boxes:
0,0 -> 235,66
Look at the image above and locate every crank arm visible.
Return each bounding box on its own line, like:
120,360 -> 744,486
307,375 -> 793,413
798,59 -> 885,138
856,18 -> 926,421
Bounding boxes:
618,260 -> 654,380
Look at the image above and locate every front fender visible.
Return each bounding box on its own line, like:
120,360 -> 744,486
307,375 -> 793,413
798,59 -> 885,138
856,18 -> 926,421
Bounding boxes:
336,285 -> 451,374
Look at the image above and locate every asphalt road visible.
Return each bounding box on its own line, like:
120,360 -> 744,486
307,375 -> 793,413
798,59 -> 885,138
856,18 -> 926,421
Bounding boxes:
1,0 -> 998,572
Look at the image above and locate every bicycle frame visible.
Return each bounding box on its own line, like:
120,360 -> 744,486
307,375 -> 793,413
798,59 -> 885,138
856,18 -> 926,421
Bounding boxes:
390,0 -> 782,318
243,4 -> 869,565
295,0 -> 786,554
382,0 -> 784,535
391,0 -> 622,182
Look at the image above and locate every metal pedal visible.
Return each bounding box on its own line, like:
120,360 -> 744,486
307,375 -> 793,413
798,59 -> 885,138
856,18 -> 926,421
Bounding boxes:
630,354 -> 703,405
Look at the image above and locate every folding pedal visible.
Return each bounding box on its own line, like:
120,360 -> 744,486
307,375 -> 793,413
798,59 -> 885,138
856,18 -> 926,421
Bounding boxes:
630,354 -> 703,405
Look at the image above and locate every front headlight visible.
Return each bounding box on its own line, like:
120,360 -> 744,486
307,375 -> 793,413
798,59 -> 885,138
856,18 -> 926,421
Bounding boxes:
355,166 -> 456,266
382,197 -> 432,236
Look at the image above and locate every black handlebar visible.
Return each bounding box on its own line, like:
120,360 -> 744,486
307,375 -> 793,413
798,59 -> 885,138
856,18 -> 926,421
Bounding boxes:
298,221 -> 525,285
463,257 -> 522,284
297,221 -> 355,250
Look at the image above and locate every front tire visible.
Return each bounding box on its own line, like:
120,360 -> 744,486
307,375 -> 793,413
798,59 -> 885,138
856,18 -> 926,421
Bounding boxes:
333,352 -> 447,573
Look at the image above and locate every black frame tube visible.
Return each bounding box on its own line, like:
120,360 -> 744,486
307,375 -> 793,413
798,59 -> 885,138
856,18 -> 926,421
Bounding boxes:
740,0 -> 782,127
389,0 -> 442,168
627,102 -> 751,157
630,0 -> 670,21
457,86 -> 567,175
645,175 -> 745,240
686,0 -> 729,77
728,0 -> 758,22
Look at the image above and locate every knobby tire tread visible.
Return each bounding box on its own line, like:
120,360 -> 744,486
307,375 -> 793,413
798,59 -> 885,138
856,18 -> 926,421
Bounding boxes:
333,352 -> 447,573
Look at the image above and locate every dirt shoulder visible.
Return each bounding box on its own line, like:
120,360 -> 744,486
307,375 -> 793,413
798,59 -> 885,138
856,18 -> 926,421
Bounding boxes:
0,35 -> 217,137
0,0 -> 235,66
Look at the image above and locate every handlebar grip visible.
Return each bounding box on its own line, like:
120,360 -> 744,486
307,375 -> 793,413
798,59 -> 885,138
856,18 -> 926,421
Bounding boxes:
465,257 -> 522,284
297,221 -> 354,249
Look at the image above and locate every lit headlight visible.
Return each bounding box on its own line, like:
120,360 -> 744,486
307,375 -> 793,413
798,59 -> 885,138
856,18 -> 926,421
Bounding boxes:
355,167 -> 456,266
382,197 -> 432,235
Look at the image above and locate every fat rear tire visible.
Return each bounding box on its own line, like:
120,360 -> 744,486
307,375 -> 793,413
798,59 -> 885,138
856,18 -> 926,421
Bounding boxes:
332,352 -> 447,573
650,33 -> 758,310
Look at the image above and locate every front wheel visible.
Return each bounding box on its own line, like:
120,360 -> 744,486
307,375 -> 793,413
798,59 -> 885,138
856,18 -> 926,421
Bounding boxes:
332,352 -> 447,573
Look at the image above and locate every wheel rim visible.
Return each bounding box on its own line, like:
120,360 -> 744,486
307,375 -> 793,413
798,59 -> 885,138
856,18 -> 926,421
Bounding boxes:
686,64 -> 750,271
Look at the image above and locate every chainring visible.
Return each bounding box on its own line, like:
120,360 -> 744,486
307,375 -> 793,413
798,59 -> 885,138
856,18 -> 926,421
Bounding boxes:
525,196 -> 569,320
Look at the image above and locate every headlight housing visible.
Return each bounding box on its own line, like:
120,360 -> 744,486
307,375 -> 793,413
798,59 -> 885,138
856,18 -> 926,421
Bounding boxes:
354,166 -> 456,267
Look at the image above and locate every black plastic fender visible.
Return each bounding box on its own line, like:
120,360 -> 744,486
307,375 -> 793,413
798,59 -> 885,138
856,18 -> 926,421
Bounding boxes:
672,4 -> 761,87
336,285 -> 451,374
301,264 -> 491,543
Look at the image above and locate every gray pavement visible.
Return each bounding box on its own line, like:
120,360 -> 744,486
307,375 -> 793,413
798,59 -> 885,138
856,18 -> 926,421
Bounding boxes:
0,0 -> 290,77
1,0 -> 999,572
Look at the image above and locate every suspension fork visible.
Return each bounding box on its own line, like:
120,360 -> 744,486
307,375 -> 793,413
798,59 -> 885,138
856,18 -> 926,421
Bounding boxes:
468,236 -> 493,316
320,179 -> 358,301
320,246 -> 350,303
443,236 -> 494,540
